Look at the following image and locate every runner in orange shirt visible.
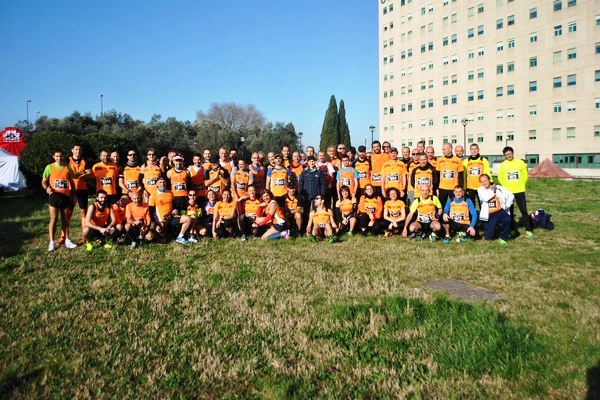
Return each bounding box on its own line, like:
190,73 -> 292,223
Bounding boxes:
82,190 -> 117,251
92,150 -> 119,205
125,190 -> 154,248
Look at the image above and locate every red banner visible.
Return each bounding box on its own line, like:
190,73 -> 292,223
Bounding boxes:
0,127 -> 26,156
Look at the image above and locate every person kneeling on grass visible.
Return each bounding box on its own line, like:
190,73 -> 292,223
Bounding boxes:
402,184 -> 443,241
125,191 -> 155,249
82,190 -> 117,251
442,185 -> 478,243
336,185 -> 357,235
307,194 -> 338,243
252,189 -> 290,240
112,195 -> 131,243
358,184 -> 383,236
149,176 -> 193,244
213,188 -> 237,239
382,187 -> 406,238
184,190 -> 201,242
238,185 -> 261,240
477,174 -> 513,245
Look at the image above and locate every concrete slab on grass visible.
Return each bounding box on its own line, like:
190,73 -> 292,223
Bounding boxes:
425,279 -> 505,302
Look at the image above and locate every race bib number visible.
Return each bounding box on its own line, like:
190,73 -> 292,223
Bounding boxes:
417,177 -> 431,186
451,213 -> 465,222
127,180 -> 139,189
342,178 -> 351,186
147,177 -> 158,186
371,173 -> 381,182
274,178 -> 285,187
174,182 -> 186,191
469,167 -> 481,176
100,177 -> 113,186
236,182 -> 246,190
194,183 -> 204,191
211,185 -> 221,194
507,172 -> 519,181
418,214 -> 432,223
359,171 -> 367,180
488,200 -> 497,209
390,210 -> 401,218
54,180 -> 68,190
443,170 -> 455,179
388,173 -> 399,182
318,222 -> 326,229
366,206 -> 376,213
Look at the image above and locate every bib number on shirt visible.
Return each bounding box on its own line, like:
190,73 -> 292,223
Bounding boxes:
54,180 -> 68,190
100,177 -> 113,186
507,172 -> 519,180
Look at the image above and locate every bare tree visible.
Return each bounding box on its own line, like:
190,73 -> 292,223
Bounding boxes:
195,102 -> 266,131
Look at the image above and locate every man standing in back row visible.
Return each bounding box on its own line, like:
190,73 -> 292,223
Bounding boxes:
498,146 -> 535,239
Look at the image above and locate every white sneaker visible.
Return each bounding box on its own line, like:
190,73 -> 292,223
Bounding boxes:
48,241 -> 56,252
64,239 -> 77,249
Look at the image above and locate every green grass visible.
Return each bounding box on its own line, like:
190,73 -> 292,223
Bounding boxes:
1,179 -> 599,398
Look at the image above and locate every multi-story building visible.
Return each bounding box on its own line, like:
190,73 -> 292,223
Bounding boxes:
379,0 -> 600,175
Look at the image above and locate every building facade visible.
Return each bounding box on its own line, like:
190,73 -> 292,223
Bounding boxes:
379,0 -> 600,173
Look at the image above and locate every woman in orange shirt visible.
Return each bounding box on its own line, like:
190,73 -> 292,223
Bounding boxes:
213,188 -> 237,238
358,184 -> 383,236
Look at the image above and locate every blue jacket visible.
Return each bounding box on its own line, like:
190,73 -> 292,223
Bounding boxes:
299,167 -> 326,201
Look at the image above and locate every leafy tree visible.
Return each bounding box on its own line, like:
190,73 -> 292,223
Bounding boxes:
319,95 -> 339,151
338,99 -> 351,148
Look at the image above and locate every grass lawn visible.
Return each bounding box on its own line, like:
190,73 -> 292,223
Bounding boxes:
1,179 -> 599,399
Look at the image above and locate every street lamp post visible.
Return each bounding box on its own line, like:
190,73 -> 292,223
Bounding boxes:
369,125 -> 376,148
298,132 -> 303,149
36,111 -> 40,120
240,136 -> 246,160
364,137 -> 367,147
26,100 -> 32,125
100,94 -> 104,117
461,118 -> 468,151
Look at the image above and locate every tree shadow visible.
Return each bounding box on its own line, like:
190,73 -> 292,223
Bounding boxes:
587,361 -> 600,400
0,195 -> 46,257
0,368 -> 44,398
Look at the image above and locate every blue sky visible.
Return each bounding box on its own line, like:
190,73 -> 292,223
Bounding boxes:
0,0 -> 379,149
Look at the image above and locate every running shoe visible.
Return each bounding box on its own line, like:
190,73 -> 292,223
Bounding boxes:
458,232 -> 468,242
429,233 -> 438,242
308,235 -> 317,243
348,231 -> 354,237
103,242 -> 113,249
48,241 -> 56,252
328,235 -> 338,244
188,235 -> 199,243
241,234 -> 248,241
85,241 -> 94,252
384,230 -> 393,238
443,236 -> 451,244
408,232 -> 417,240
498,238 -> 507,245
176,236 -> 190,244
130,241 -> 138,249
281,230 -> 290,240
526,231 -> 536,239
64,239 -> 77,249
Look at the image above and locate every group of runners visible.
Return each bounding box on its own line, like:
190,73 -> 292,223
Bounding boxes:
42,139 -> 535,251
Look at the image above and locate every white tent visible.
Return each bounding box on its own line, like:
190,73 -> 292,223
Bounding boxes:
0,147 -> 27,190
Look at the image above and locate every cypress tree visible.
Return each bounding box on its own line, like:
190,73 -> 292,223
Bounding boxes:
319,95 -> 339,151
338,99 -> 351,148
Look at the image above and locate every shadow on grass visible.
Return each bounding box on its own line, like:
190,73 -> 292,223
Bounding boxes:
587,361 -> 600,400
0,195 -> 46,257
0,368 -> 43,398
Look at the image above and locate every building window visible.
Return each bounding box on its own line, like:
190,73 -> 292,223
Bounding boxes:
421,44 -> 426,53
567,74 -> 576,86
443,57 -> 449,65
507,132 -> 514,141
477,113 -> 484,121
507,15 -> 515,26
451,115 -> 457,123
530,33 -> 537,43
477,69 -> 484,78
468,49 -> 475,59
554,77 -> 562,88
595,125 -> 600,137
496,132 -> 503,142
477,134 -> 484,143
497,87 -> 503,97
568,0 -> 576,6
567,101 -> 576,111
421,81 -> 426,90
390,106 -> 394,114
452,34 -> 457,43
478,90 -> 484,100
401,104 -> 406,112
468,71 -> 475,80
477,25 -> 484,35
497,64 -> 503,74
478,3 -> 484,13
554,103 -> 562,113
451,55 -> 458,63
553,128 -> 561,139
507,109 -> 514,118
497,42 -> 504,51
596,70 -> 600,82
507,62 -> 515,72
428,119 -> 434,126
443,37 -> 448,46
443,97 -> 449,105
468,92 -> 474,101
443,76 -> 449,86
497,19 -> 503,29
530,8 -> 537,19
507,85 -> 515,95
384,107 -> 388,115
468,134 -> 474,144
529,105 -> 537,116
554,25 -> 562,36
567,48 -> 576,59
468,7 -> 474,17
429,62 -> 434,70
597,43 -> 600,54
566,127 -> 576,138
451,74 -> 458,83
428,42 -> 434,50
529,130 -> 537,140
408,103 -> 413,111
468,28 -> 474,38
529,81 -> 537,92
553,51 -> 563,63
421,100 -> 426,109
568,22 -> 577,33
596,98 -> 600,109
451,95 -> 457,104
597,15 -> 600,27
428,80 -> 433,89
408,84 -> 412,93
478,47 -> 484,56
508,39 -> 515,48
428,99 -> 434,108
530,57 -> 537,67
554,0 -> 562,11
496,110 -> 504,119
